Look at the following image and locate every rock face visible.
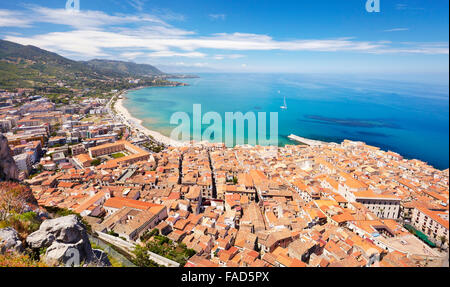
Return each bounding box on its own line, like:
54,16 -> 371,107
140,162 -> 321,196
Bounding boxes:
0,227 -> 24,254
0,133 -> 18,181
26,215 -> 110,266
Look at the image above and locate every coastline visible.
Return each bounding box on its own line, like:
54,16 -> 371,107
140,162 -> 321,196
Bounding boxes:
113,87 -> 448,171
114,90 -> 185,147
115,88 -> 324,150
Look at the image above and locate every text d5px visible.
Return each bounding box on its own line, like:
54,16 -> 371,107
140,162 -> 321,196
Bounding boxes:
225,272 -> 269,282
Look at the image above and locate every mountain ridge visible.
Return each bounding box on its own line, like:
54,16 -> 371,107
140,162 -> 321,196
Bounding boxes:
0,39 -> 165,88
83,59 -> 163,77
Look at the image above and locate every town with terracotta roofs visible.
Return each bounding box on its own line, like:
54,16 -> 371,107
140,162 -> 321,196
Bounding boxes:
0,89 -> 449,268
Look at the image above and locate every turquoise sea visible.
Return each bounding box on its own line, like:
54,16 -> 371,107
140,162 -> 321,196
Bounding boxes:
123,73 -> 449,170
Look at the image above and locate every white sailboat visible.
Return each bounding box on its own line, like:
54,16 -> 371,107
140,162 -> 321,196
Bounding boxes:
280,95 -> 288,110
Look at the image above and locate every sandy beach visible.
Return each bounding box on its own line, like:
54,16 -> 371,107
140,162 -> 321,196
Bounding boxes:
113,91 -> 324,150
114,94 -> 185,147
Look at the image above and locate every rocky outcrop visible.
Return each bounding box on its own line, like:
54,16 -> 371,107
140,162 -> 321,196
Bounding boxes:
26,215 -> 110,266
0,133 -> 18,181
0,227 -> 24,254
26,230 -> 55,250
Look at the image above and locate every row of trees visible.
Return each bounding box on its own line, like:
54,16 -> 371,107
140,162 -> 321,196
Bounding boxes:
132,229 -> 196,267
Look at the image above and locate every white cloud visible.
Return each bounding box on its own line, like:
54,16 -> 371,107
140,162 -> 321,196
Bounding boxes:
150,8 -> 185,22
396,4 -> 408,10
370,43 -> 449,55
174,62 -> 210,67
384,28 -> 409,32
6,30 -> 392,59
396,4 -> 424,11
120,51 -> 145,59
147,51 -> 207,58
214,54 -> 246,60
2,6 -> 448,60
116,25 -> 195,37
127,0 -> 146,12
6,30 -> 130,57
25,5 -> 167,30
0,10 -> 32,27
6,29 -> 448,60
209,14 -> 226,21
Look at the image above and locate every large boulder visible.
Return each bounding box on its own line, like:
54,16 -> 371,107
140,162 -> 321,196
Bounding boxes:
32,215 -> 88,244
26,231 -> 55,250
26,215 -> 109,266
45,242 -> 91,266
0,227 -> 24,254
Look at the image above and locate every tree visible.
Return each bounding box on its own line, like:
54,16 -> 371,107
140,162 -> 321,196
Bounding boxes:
227,176 -> 238,185
0,183 -> 32,221
132,245 -> 159,267
91,159 -> 101,166
107,230 -> 119,237
156,235 -> 170,246
185,248 -> 196,258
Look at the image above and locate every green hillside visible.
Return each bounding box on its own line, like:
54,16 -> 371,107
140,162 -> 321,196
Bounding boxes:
0,39 -> 164,89
84,59 -> 163,77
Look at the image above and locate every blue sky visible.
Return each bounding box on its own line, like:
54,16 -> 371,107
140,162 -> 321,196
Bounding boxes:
0,0 -> 448,79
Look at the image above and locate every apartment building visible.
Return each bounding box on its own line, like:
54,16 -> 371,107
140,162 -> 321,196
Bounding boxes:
89,141 -> 126,157
354,191 -> 401,219
13,152 -> 32,174
412,204 -> 449,248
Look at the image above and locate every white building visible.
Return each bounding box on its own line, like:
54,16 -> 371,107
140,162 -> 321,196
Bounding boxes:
412,205 -> 449,248
354,191 -> 401,219
13,153 -> 32,174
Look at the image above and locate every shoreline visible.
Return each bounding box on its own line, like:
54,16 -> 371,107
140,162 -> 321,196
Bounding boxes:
114,89 -> 185,147
114,88 -> 448,171
116,89 -> 324,150
116,87 -> 327,149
